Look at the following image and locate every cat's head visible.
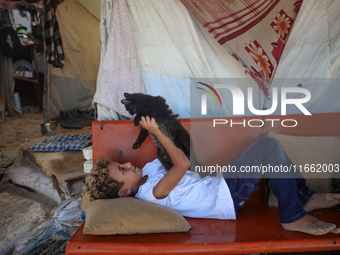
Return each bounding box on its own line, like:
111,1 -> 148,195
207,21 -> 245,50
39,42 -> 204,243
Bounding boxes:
121,93 -> 139,115
121,93 -> 168,115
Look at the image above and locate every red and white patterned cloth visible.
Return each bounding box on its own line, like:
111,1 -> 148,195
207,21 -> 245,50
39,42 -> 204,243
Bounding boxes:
94,0 -> 145,117
181,0 -> 303,97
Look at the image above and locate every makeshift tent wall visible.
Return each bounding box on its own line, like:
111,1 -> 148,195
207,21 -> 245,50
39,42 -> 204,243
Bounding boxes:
94,0 -> 340,120
48,0 -> 340,120
45,0 -> 100,120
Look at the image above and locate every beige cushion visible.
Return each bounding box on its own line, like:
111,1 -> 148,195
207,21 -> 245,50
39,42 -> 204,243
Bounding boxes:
82,194 -> 191,235
266,133 -> 340,206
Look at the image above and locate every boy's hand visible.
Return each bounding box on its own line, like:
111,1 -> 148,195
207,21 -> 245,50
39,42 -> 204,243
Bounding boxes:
140,116 -> 160,135
140,118 -> 190,199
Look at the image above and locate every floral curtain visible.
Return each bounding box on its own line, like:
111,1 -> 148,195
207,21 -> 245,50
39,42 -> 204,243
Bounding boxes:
180,0 -> 303,99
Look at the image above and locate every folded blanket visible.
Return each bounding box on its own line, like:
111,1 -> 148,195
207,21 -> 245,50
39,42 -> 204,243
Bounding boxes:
27,134 -> 92,152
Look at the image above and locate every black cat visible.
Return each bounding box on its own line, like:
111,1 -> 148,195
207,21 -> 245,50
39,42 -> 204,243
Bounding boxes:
121,92 -> 199,170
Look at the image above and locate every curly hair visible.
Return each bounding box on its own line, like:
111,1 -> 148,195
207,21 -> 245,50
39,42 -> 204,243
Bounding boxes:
84,157 -> 124,200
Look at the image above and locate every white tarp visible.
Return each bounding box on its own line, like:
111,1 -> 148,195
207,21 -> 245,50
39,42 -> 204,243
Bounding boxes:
95,0 -> 340,119
271,0 -> 340,115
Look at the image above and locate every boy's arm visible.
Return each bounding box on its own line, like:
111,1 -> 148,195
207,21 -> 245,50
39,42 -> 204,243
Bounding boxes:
140,116 -> 190,199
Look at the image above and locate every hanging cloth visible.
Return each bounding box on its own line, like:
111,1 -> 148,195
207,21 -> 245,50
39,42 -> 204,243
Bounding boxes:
180,0 -> 303,98
93,0 -> 145,118
44,0 -> 65,68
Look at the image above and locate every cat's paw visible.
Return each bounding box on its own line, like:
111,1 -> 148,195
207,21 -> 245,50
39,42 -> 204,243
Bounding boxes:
133,141 -> 142,149
133,118 -> 140,126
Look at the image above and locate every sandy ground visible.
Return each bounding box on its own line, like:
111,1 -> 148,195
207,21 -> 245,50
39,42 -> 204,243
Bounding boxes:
0,105 -> 88,172
0,106 -> 75,254
0,106 -> 46,160
0,106 -> 74,161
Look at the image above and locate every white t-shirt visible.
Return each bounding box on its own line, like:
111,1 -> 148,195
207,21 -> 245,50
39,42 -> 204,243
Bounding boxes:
135,159 -> 236,220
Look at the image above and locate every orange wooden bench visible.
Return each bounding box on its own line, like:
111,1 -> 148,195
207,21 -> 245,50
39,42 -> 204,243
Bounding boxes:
66,113 -> 340,254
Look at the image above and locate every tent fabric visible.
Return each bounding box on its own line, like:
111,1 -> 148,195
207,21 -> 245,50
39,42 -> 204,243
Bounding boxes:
96,0 -> 340,120
97,0 -> 253,119
270,0 -> 340,115
329,0 -> 340,77
142,72 -> 191,118
275,0 -> 340,79
96,0 -> 252,119
142,0 -> 340,117
181,0 -> 301,98
93,0 -> 145,118
124,0 -> 265,118
96,103 -> 120,121
127,0 -> 215,79
47,0 -> 100,120
77,0 -> 100,20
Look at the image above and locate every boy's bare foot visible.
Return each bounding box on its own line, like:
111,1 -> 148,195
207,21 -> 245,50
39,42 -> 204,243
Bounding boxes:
304,193 -> 340,213
282,214 -> 338,235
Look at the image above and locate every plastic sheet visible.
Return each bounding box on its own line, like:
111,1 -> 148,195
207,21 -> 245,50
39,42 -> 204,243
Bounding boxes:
14,199 -> 85,255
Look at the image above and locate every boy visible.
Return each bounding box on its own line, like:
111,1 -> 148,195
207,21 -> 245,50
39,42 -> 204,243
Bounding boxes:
85,116 -> 340,236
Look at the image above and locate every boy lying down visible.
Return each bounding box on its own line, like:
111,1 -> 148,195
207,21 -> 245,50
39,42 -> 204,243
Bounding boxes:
85,116 -> 340,236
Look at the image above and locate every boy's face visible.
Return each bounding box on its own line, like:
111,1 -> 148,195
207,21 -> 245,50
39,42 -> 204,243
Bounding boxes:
108,161 -> 143,196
